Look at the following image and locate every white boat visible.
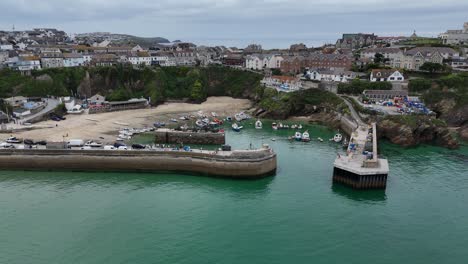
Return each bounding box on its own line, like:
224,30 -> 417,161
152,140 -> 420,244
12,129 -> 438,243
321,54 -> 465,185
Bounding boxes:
272,122 -> 278,130
294,132 -> 302,141
6,137 -> 21,144
195,120 -> 205,127
333,133 -> 343,143
317,137 -> 324,142
170,118 -> 178,123
291,124 -> 297,129
202,118 -> 210,124
298,124 -> 303,129
84,140 -> 103,148
234,114 -> 243,122
255,120 -> 263,129
211,112 -> 218,117
232,123 -> 242,132
301,131 -> 311,142
278,123 -> 284,129
67,105 -> 84,114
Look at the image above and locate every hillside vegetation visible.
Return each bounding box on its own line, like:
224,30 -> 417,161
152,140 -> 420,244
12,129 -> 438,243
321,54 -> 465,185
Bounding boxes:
0,65 -> 263,104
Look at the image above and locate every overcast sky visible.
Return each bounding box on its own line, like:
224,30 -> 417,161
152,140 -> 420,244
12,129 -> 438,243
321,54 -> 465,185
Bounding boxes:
0,0 -> 467,48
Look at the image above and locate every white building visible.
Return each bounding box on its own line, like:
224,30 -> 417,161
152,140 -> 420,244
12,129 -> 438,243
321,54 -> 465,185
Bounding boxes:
305,68 -> 359,83
16,57 -> 42,71
439,22 -> 468,45
245,54 -> 283,70
128,52 -> 152,66
0,43 -> 13,51
370,69 -> 404,82
63,53 -> 85,67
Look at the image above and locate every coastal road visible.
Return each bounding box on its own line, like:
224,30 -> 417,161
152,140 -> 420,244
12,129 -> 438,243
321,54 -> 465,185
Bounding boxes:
21,98 -> 60,124
341,96 -> 366,127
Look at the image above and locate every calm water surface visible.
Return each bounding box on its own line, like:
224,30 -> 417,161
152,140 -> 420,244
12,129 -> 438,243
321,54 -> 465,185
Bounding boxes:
1,122 -> 467,264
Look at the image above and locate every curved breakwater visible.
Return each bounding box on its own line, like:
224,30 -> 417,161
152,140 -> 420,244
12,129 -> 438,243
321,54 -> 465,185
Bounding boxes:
0,148 -> 277,178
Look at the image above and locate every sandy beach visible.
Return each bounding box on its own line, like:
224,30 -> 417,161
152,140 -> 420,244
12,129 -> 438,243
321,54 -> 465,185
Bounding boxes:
1,97 -> 252,142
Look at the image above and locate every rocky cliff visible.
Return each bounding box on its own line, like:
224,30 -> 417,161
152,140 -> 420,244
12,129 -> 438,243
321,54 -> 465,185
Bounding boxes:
377,116 -> 459,149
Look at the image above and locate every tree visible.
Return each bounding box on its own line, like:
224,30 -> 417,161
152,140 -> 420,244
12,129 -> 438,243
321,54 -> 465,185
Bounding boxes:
419,62 -> 445,73
374,53 -> 385,64
409,79 -> 432,93
190,80 -> 205,102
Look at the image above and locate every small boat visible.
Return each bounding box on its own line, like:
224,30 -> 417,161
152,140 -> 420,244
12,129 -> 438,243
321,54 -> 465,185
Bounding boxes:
271,138 -> 276,141
211,112 -> 218,117
333,133 -> 343,143
154,122 -> 166,128
317,137 -> 324,142
67,105 -> 84,114
226,117 -> 232,122
195,120 -> 205,127
170,118 -> 178,123
294,132 -> 302,141
272,122 -> 278,130
179,116 -> 189,120
202,118 -> 210,124
301,131 -> 311,142
85,141 -> 103,148
283,124 -> 289,129
342,138 -> 349,148
232,123 -> 243,132
298,124 -> 303,129
234,114 -> 243,122
255,120 -> 263,129
6,137 -> 21,144
291,124 -> 297,129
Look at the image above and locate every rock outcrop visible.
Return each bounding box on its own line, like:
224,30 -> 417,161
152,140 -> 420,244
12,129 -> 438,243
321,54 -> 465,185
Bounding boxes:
377,117 -> 459,149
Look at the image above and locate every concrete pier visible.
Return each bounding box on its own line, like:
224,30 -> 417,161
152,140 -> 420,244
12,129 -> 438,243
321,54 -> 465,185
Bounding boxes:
154,129 -> 225,145
333,123 -> 389,189
0,147 -> 276,178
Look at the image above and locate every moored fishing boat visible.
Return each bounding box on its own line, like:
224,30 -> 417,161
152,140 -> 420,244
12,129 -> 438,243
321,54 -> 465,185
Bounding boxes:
272,122 -> 278,130
294,132 -> 302,141
195,120 -> 205,128
255,120 -> 263,129
232,123 -> 243,132
333,133 -> 343,143
301,131 -> 311,142
6,137 -> 22,144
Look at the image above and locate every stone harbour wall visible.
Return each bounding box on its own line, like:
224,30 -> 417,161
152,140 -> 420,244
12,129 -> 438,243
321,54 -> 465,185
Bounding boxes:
154,130 -> 225,145
0,149 -> 276,178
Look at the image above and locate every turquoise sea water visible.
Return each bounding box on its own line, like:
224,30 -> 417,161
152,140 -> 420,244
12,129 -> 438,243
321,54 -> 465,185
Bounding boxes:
0,122 -> 467,264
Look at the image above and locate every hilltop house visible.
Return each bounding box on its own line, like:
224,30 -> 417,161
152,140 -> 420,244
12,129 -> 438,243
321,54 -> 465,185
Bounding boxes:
370,69 -> 404,82
245,54 -> 283,70
360,48 -> 404,68
63,53 -> 85,67
128,51 -> 152,66
281,54 -> 353,74
305,68 -> 360,83
439,22 -> 468,45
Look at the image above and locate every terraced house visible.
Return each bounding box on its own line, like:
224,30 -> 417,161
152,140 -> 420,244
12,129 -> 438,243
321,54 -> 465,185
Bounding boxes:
402,47 -> 458,70
281,54 -> 352,74
245,54 -> 283,70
